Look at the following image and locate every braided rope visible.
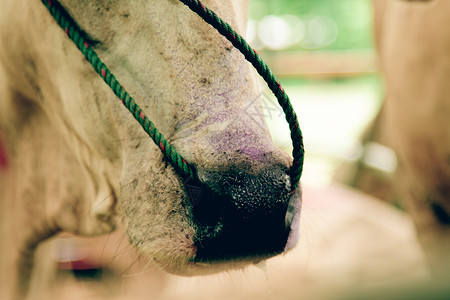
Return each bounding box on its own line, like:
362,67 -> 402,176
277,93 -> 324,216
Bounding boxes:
178,0 -> 304,189
41,0 -> 304,189
42,0 -> 196,179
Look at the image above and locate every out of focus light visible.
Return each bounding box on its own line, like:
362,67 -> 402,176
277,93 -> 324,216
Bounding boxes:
246,19 -> 258,46
284,15 -> 305,45
301,16 -> 338,49
247,14 -> 338,50
258,15 -> 293,50
363,142 -> 397,173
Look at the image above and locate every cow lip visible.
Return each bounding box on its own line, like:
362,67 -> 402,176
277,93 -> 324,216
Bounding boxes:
153,257 -> 252,276
284,188 -> 302,251
179,164 -> 302,267
188,189 -> 301,264
192,218 -> 290,264
190,252 -> 281,264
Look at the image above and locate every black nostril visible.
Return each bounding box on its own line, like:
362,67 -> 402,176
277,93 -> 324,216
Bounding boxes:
186,167 -> 298,262
184,177 -> 229,226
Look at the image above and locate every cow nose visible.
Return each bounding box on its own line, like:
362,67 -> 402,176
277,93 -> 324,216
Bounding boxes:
185,166 -> 300,262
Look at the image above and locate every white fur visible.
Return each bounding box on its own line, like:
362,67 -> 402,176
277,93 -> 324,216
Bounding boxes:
0,1 -> 295,299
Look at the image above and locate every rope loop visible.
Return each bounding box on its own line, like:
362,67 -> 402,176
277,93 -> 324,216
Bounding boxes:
40,0 -> 304,190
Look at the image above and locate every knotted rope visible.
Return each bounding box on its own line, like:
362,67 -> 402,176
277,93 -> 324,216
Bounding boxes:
41,0 -> 304,190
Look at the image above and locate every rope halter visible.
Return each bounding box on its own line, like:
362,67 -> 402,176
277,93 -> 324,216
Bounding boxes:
41,0 -> 305,191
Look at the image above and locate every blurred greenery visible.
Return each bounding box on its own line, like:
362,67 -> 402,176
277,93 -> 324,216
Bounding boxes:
248,1 -> 381,184
249,0 -> 374,51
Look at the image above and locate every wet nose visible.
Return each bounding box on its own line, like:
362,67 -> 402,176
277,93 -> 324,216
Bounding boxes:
185,166 -> 300,262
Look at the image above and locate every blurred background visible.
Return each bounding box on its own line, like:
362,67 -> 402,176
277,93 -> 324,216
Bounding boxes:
42,1 -> 438,299
246,0 -> 387,190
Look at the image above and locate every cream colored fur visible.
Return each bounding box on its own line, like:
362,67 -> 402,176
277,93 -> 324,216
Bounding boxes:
0,1 -> 293,299
373,0 -> 450,277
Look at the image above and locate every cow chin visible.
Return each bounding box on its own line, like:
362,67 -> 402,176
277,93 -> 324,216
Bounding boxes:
155,257 -> 258,277
150,232 -> 300,277
134,189 -> 301,277
118,145 -> 301,276
153,225 -> 300,277
121,187 -> 301,277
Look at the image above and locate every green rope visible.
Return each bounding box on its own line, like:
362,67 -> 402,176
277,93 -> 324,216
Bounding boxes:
41,0 -> 304,190
41,0 -> 195,179
178,0 -> 304,189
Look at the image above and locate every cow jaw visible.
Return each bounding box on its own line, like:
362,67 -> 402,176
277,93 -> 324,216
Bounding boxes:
92,0 -> 302,273
0,0 -> 302,281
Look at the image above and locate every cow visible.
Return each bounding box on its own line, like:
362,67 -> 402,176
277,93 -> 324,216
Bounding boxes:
373,0 -> 450,278
0,0 -> 302,299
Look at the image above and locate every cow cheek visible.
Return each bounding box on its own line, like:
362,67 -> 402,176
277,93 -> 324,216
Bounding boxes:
117,153 -> 196,264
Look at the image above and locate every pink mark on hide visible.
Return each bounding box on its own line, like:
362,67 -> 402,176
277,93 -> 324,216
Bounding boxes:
0,134 -> 8,170
277,82 -> 284,93
159,142 -> 166,153
58,259 -> 99,271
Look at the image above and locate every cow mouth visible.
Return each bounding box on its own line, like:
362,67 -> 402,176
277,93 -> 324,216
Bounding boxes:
155,209 -> 298,276
184,172 -> 301,266
140,172 -> 301,277
191,213 -> 291,264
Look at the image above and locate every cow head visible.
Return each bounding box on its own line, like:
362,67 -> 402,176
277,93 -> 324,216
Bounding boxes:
0,0 -> 302,277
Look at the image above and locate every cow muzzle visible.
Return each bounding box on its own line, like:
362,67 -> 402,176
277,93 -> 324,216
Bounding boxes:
185,166 -> 301,264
